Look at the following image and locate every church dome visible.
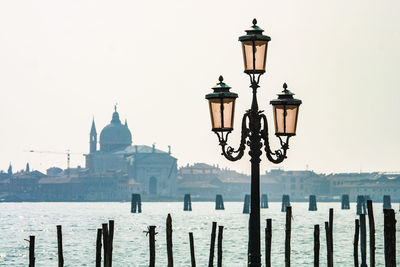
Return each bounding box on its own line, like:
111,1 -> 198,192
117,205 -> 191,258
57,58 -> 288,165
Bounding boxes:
99,108 -> 132,152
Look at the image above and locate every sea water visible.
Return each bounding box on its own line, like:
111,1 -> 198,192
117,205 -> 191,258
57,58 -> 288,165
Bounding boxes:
0,202 -> 398,266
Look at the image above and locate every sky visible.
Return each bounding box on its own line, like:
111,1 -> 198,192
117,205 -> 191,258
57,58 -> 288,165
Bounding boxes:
0,0 -> 399,175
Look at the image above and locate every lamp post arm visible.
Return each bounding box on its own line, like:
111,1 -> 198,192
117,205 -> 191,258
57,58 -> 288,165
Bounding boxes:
215,113 -> 249,162
260,113 -> 289,164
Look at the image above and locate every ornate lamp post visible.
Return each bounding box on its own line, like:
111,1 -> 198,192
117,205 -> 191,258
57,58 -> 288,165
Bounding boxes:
205,19 -> 302,267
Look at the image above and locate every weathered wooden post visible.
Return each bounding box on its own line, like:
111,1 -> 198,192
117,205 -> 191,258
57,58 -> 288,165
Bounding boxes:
108,220 -> 114,267
208,222 -> 217,267
215,194 -> 224,210
148,226 -> 157,267
360,214 -> 367,267
102,223 -> 109,267
131,193 -> 136,213
96,228 -> 102,267
367,200 -> 375,267
166,214 -> 173,267
285,206 -> 292,267
261,194 -> 269,208
309,195 -> 317,211
341,194 -> 350,209
131,194 -> 142,213
243,194 -> 250,214
357,195 -> 366,215
354,219 -> 360,267
282,194 -> 291,212
189,232 -> 196,267
329,208 -> 333,262
314,225 -> 320,267
265,219 -> 272,267
184,194 -> 192,211
217,226 -> 224,267
324,222 -> 332,267
383,209 -> 396,266
383,195 -> 391,210
137,194 -> 142,213
56,225 -> 64,267
29,235 -> 35,267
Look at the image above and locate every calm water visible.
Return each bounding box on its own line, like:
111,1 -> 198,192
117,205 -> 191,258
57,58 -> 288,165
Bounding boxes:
0,202 -> 398,266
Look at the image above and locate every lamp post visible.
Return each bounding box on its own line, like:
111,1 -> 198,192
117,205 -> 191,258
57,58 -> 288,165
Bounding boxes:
205,19 -> 302,267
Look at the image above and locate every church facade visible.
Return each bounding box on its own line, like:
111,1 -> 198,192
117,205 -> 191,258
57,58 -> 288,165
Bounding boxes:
85,107 -> 178,198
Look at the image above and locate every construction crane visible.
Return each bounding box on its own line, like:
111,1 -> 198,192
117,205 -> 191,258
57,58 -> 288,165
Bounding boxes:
26,149 -> 84,176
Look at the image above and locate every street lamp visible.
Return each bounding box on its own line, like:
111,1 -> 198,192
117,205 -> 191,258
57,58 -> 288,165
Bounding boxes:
205,19 -> 302,267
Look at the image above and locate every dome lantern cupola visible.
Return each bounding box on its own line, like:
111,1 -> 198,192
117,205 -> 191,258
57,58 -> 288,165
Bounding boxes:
99,106 -> 132,152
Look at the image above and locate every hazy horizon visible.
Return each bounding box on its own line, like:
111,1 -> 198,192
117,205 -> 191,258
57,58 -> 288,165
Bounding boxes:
1,1 -> 399,175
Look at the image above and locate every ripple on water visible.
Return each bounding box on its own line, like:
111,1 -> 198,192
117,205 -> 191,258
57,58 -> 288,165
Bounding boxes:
0,202 -> 398,266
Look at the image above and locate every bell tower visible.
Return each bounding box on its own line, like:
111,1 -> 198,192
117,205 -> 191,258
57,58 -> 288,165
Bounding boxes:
90,118 -> 97,153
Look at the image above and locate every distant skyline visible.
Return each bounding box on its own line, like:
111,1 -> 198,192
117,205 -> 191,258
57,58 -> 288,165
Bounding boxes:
0,1 -> 399,174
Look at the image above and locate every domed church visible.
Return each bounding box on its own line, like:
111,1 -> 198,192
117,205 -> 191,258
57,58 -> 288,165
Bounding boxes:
85,106 -> 177,197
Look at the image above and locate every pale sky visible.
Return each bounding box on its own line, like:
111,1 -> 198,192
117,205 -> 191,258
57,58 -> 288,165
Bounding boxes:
0,0 -> 399,175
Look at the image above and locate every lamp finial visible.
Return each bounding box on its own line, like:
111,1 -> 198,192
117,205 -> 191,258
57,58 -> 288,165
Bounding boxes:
252,19 -> 257,26
219,75 -> 224,82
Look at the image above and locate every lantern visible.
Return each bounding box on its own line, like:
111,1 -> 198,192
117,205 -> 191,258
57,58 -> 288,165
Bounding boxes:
238,19 -> 271,74
270,83 -> 302,136
205,76 -> 238,132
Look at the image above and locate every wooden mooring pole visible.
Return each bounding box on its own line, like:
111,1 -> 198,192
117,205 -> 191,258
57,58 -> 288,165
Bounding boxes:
383,209 -> 396,266
147,226 -> 157,267
29,235 -> 35,267
329,208 -> 333,266
354,219 -> 360,267
208,222 -> 217,267
357,195 -> 367,215
367,200 -> 375,267
108,220 -> 114,267
324,209 -> 333,267
184,194 -> 192,211
102,223 -> 109,267
243,194 -> 250,214
189,232 -> 196,267
383,195 -> 391,210
314,224 -> 319,267
215,194 -> 224,210
282,195 -> 291,212
360,214 -> 367,267
285,206 -> 292,267
56,225 -> 64,267
341,194 -> 350,209
265,219 -> 272,267
131,194 -> 142,213
217,226 -> 224,267
261,194 -> 268,209
309,195 -> 317,211
166,214 -> 173,267
96,228 -> 102,267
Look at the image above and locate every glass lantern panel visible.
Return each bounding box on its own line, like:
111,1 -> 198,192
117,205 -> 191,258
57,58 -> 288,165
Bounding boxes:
273,105 -> 299,135
285,105 -> 299,134
208,98 -> 236,131
241,40 -> 268,72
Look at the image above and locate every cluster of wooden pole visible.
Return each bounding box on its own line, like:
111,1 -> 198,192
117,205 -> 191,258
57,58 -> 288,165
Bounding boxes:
309,195 -> 317,211
341,194 -> 350,209
144,215 -> 224,267
96,220 -> 114,267
261,194 -> 269,208
131,193 -> 142,213
25,197 -> 398,266
215,194 -> 224,210
184,194 -> 192,211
